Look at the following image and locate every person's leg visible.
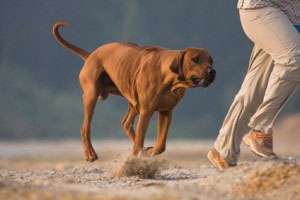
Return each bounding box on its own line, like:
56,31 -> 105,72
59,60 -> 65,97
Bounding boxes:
214,45 -> 274,165
212,7 -> 300,168
249,76 -> 299,133
240,7 -> 300,135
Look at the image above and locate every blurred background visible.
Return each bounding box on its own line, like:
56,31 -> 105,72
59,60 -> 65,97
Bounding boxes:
1,0 -> 300,140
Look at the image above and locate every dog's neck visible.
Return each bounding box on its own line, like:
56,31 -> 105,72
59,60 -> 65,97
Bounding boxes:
159,50 -> 189,96
171,80 -> 188,96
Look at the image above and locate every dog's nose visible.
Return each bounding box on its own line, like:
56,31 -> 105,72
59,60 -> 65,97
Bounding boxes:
207,69 -> 216,82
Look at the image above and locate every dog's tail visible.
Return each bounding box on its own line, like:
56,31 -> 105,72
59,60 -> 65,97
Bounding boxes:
53,22 -> 89,60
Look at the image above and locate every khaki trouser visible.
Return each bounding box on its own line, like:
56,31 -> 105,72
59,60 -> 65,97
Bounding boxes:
214,7 -> 300,165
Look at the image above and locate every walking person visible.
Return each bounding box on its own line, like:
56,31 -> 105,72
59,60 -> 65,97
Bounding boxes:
208,0 -> 300,171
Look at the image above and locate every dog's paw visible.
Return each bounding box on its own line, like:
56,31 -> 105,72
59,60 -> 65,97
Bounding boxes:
84,148 -> 98,162
142,146 -> 154,157
86,155 -> 98,162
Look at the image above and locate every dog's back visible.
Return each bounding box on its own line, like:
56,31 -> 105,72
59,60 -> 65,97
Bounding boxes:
90,42 -> 166,104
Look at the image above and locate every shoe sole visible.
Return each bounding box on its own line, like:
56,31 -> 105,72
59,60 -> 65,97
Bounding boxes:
207,151 -> 224,171
243,137 -> 269,158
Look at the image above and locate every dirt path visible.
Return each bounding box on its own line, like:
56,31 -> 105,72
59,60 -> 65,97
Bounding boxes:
0,140 -> 299,200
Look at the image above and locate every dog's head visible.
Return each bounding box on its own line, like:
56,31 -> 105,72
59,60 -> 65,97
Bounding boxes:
170,48 -> 215,88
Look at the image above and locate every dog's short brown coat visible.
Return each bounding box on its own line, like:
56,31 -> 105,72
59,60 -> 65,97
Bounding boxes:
53,22 -> 215,161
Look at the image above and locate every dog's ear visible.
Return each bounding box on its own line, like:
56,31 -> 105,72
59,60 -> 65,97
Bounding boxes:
170,50 -> 186,81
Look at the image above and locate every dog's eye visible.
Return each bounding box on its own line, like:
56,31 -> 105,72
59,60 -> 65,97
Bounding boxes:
192,57 -> 200,63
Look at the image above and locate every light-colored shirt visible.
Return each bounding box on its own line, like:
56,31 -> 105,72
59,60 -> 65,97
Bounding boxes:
237,0 -> 300,25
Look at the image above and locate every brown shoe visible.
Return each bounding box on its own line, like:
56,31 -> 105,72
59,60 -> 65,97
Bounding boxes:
243,131 -> 276,158
207,148 -> 230,171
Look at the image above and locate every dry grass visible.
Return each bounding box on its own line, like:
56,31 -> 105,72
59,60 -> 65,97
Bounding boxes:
233,163 -> 300,197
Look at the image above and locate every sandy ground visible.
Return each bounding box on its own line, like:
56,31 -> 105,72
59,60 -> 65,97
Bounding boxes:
0,139 -> 299,200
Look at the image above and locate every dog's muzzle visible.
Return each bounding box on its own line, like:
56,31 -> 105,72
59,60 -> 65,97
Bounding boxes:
202,69 -> 216,87
191,69 -> 216,88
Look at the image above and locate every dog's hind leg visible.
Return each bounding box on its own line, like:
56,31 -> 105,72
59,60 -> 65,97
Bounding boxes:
121,104 -> 137,147
79,60 -> 104,162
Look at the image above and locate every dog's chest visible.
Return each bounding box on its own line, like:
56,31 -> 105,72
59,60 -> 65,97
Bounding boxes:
155,88 -> 185,111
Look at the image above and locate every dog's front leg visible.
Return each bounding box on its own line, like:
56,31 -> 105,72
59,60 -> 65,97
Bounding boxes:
132,112 -> 153,156
146,110 -> 172,156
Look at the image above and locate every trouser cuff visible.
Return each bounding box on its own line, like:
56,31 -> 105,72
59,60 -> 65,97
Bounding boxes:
215,147 -> 239,166
248,122 -> 273,134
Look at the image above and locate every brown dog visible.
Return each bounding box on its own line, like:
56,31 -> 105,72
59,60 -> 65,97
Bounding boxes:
53,22 -> 216,162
